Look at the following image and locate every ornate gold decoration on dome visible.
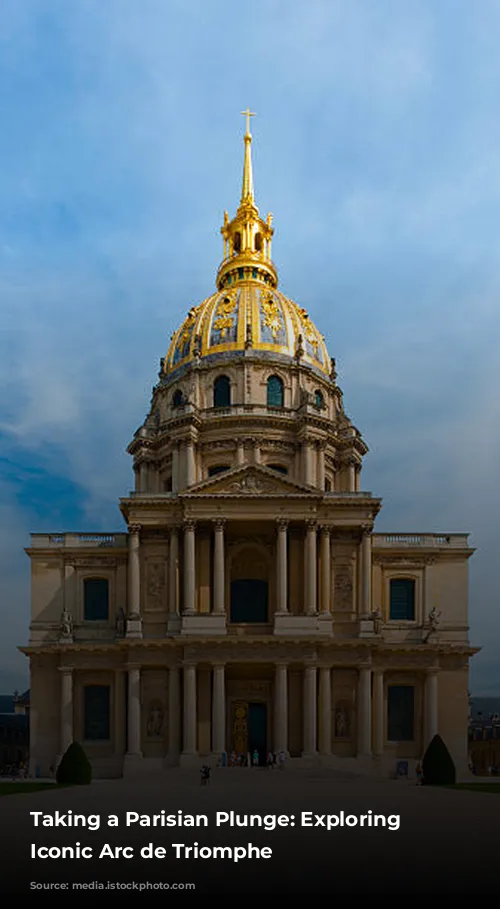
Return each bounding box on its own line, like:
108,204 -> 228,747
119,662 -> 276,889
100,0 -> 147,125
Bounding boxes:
213,290 -> 237,338
260,291 -> 283,339
179,307 -> 198,347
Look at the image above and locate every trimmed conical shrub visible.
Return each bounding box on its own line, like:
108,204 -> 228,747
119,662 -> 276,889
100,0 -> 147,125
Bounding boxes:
422,734 -> 456,785
56,742 -> 92,785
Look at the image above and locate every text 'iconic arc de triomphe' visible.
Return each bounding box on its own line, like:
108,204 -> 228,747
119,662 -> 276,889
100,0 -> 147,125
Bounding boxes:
22,116 -> 476,778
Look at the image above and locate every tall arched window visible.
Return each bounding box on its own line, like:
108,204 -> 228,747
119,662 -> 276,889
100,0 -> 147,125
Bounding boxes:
172,389 -> 184,408
213,375 -> 231,408
83,578 -> 109,621
314,389 -> 325,409
267,374 -> 284,407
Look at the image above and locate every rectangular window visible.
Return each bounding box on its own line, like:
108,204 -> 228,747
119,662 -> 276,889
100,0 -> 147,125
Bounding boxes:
387,685 -> 415,742
389,578 -> 415,621
83,578 -> 109,621
84,685 -> 110,741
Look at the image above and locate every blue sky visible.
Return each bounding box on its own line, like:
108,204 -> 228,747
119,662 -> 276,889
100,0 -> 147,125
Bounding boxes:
1,0 -> 500,693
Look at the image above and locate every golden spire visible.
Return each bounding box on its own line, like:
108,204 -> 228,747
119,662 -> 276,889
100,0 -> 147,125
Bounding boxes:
240,108 -> 256,204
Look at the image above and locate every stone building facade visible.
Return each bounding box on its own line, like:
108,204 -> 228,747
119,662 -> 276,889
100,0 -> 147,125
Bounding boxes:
22,118 -> 476,778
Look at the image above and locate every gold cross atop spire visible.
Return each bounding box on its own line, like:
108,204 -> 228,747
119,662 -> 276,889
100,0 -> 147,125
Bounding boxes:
241,108 -> 256,137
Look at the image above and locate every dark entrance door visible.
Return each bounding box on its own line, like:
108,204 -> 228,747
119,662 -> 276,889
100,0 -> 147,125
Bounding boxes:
230,579 -> 268,623
248,702 -> 267,765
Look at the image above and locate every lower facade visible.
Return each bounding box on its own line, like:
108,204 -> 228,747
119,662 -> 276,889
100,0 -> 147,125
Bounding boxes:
28,641 -> 470,780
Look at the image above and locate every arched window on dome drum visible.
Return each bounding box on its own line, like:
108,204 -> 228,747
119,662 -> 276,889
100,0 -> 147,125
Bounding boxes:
267,374 -> 284,407
208,465 -> 230,476
172,389 -> 184,408
233,232 -> 241,254
268,464 -> 288,475
254,232 -> 262,252
213,375 -> 231,408
83,578 -> 109,622
314,389 -> 325,410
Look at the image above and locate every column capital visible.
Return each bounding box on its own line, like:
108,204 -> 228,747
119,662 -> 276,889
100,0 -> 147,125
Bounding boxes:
58,666 -> 73,674
426,665 -> 439,676
182,518 -> 196,532
128,523 -> 142,535
305,518 -> 317,531
212,518 -> 226,530
275,659 -> 289,669
125,662 -> 142,672
372,666 -> 385,677
182,659 -> 197,668
316,439 -> 327,451
319,523 -> 332,535
360,523 -> 373,536
276,517 -> 289,530
212,660 -> 226,669
169,523 -> 181,534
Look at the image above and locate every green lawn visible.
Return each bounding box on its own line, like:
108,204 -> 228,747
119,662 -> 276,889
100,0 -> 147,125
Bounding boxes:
452,782 -> 500,794
0,782 -> 60,796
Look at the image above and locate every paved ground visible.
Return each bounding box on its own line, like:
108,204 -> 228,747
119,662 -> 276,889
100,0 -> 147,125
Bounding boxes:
1,767 -> 497,893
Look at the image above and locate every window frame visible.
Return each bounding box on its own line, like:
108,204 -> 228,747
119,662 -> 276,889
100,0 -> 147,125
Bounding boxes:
213,374 -> 231,408
83,684 -> 111,742
82,576 -> 110,623
266,374 -> 285,408
386,684 -> 415,743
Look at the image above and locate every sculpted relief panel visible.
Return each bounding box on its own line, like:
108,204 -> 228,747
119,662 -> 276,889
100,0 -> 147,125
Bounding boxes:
333,560 -> 354,611
145,560 -> 166,612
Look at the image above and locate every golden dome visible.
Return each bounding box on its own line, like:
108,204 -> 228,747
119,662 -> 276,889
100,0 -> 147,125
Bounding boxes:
162,112 -> 331,378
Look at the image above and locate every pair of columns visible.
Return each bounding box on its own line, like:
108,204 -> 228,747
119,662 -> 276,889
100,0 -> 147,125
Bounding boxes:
276,520 -> 332,616
128,519 -> 225,621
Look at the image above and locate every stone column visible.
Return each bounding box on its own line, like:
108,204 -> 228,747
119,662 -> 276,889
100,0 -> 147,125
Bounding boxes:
347,459 -> 356,491
60,667 -> 73,755
316,442 -> 326,490
212,663 -> 226,754
373,669 -> 384,757
186,439 -> 196,487
360,526 -> 372,617
357,666 -> 372,757
127,525 -> 141,617
319,525 -> 331,614
236,441 -> 245,465
114,669 -> 126,757
276,519 -> 288,614
168,526 -> 179,614
139,461 -> 148,492
318,666 -> 331,754
252,439 -> 261,464
127,666 -> 142,756
303,665 -> 317,754
425,668 -> 439,746
183,520 -> 196,615
303,441 -> 313,486
182,663 -> 197,754
304,520 -> 317,615
168,665 -> 181,762
274,663 -> 288,753
212,519 -> 226,614
172,445 -> 179,494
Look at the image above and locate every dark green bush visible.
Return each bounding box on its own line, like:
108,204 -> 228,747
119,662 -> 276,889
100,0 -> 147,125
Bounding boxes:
422,734 -> 456,785
56,742 -> 92,785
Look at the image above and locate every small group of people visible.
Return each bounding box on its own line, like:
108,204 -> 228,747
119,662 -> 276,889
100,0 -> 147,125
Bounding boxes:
266,750 -> 286,770
215,748 -> 286,769
200,764 -> 211,785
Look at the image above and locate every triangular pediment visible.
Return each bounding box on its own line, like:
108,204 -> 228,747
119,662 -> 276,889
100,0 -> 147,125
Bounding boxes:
181,464 -> 321,498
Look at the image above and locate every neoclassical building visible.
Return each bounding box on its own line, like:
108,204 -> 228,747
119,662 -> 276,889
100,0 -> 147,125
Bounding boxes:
22,117 -> 477,778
